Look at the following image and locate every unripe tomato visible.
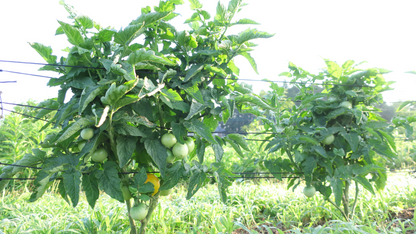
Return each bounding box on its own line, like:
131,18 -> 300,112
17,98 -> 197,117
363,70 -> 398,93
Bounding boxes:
130,203 -> 148,221
161,133 -> 177,148
91,148 -> 108,162
160,188 -> 173,196
303,186 -> 316,198
172,143 -> 188,159
322,135 -> 335,145
78,141 -> 86,151
121,185 -> 132,200
340,101 -> 352,109
184,137 -> 195,152
166,149 -> 175,163
145,174 -> 160,196
80,128 -> 94,140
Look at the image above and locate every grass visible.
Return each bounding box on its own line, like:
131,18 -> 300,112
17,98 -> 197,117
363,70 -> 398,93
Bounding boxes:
0,173 -> 415,234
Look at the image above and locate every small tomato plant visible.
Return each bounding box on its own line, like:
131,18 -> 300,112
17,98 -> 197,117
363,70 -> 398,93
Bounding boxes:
264,60 -> 400,220
1,0 -> 274,233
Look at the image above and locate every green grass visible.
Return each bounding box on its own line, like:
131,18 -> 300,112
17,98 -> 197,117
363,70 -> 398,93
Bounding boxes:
1,173 -> 415,234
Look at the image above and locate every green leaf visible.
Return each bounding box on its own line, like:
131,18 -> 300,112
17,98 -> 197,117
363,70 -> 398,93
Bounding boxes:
238,51 -> 258,74
119,115 -> 156,128
160,162 -> 183,190
186,170 -> 206,199
311,146 -> 327,158
63,169 -> 81,207
161,88 -> 183,102
133,168 -> 147,186
114,123 -> 146,137
224,138 -> 243,158
339,131 -> 359,152
172,122 -> 187,144
114,24 -> 145,46
212,143 -> 224,162
144,139 -> 168,177
236,28 -> 274,45
28,42 -> 57,64
117,136 -> 138,168
79,85 -> 106,114
302,157 -> 317,174
82,173 -> 99,209
183,83 -> 204,103
97,161 -> 124,202
127,49 -> 176,66
130,11 -> 172,27
183,119 -> 216,144
101,79 -> 138,106
327,175 -> 343,206
227,134 -> 249,151
353,176 -> 375,195
55,117 -> 95,143
196,137 -> 205,164
298,136 -> 319,145
185,101 -> 207,120
98,29 -> 116,42
324,59 -> 342,78
76,15 -> 94,29
58,21 -> 85,46
264,159 -> 282,180
189,0 -> 203,10
185,64 -> 204,82
396,101 -> 415,112
233,18 -> 259,25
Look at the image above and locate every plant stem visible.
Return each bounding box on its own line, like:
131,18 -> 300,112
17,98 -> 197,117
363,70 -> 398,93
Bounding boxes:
139,192 -> 160,234
126,199 -> 137,234
326,198 -> 349,221
351,180 -> 359,217
342,180 -> 350,220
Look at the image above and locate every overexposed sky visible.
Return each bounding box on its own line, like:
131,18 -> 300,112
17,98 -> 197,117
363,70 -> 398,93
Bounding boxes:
1,0 -> 415,111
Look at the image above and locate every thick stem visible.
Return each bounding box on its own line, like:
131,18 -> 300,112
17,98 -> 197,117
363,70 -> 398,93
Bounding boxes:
139,192 -> 160,234
342,180 -> 350,220
351,180 -> 359,217
126,199 -> 137,234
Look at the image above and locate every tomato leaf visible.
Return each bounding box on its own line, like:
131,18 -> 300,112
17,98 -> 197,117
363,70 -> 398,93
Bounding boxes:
82,173 -> 99,209
63,168 -> 81,207
58,21 -> 85,46
183,119 -> 216,144
144,139 -> 168,178
117,136 -> 138,168
160,162 -> 183,190
186,169 -> 206,200
96,161 -> 124,202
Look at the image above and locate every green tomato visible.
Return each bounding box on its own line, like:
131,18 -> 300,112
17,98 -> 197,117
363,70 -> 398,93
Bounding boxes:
185,137 -> 195,152
340,101 -> 352,109
80,128 -> 94,140
172,143 -> 188,159
166,149 -> 175,163
322,135 -> 335,145
78,141 -> 86,151
91,148 -> 108,163
161,133 -> 177,148
121,185 -> 132,200
130,203 -> 148,221
160,188 -> 173,196
303,186 -> 316,198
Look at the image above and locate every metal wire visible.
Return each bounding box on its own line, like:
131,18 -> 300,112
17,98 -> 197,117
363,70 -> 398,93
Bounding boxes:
0,60 -> 104,70
0,69 -> 56,79
2,102 -> 58,111
0,81 -> 17,83
2,108 -> 50,122
0,162 -> 42,169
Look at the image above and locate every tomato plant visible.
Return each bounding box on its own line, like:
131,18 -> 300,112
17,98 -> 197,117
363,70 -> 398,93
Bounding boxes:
3,0 -> 273,233
263,60 -> 402,220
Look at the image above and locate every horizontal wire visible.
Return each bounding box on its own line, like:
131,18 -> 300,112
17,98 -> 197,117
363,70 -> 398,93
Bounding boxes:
0,178 -> 36,180
0,81 -> 17,83
0,69 -> 56,79
0,162 -> 42,169
2,108 -> 51,122
2,102 -> 58,111
0,60 -> 104,70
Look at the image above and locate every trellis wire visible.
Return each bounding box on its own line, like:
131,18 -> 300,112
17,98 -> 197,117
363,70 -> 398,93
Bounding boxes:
0,81 -> 17,83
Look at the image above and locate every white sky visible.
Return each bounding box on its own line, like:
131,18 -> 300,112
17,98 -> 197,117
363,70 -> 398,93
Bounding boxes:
1,0 -> 415,112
